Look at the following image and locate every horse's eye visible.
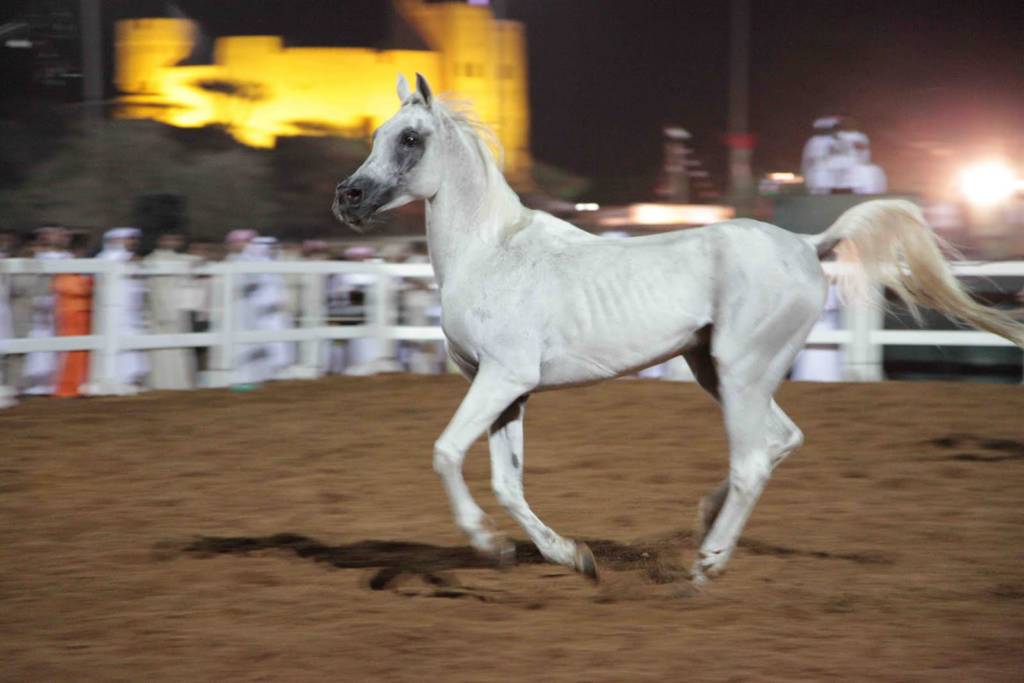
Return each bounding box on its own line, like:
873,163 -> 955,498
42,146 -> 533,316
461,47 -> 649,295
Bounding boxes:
401,132 -> 419,147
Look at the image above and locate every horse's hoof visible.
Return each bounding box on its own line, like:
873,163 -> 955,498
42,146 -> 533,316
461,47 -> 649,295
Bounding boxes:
494,538 -> 516,568
475,517 -> 515,567
575,542 -> 599,582
690,569 -> 709,592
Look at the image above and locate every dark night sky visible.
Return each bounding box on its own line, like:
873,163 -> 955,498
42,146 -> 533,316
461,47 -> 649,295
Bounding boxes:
507,0 -> 1024,196
4,0 -> 1023,197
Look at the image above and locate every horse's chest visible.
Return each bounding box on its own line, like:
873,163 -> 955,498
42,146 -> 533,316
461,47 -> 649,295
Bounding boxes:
440,283 -> 531,354
441,300 -> 499,348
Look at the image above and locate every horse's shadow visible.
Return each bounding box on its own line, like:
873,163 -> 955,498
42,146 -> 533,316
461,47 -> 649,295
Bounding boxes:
183,532 -> 690,596
182,531 -> 891,599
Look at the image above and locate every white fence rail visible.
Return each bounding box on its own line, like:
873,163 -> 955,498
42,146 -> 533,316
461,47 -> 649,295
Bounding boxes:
1,258 -> 1022,395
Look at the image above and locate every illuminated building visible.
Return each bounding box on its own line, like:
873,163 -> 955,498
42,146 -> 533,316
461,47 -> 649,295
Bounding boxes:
114,0 -> 530,177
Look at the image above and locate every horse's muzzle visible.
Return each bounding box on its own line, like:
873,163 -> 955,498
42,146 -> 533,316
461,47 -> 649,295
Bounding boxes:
333,177 -> 389,230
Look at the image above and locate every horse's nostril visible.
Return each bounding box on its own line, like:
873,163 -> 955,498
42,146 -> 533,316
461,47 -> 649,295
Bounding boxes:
344,188 -> 363,205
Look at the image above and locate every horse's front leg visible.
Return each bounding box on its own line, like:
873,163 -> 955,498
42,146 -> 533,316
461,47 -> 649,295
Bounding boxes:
489,396 -> 597,579
433,363 -> 534,563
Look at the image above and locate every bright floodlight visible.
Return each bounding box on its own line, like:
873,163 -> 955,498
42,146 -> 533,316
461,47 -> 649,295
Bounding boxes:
958,161 -> 1017,206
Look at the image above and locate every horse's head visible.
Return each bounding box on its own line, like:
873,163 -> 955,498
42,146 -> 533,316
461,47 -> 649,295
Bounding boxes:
333,73 -> 444,230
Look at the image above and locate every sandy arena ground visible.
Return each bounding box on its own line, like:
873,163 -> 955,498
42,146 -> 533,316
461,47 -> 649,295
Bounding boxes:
1,376 -> 1022,681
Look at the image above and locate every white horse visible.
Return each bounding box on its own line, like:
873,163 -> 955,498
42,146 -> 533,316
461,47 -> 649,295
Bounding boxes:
334,74 -> 1024,585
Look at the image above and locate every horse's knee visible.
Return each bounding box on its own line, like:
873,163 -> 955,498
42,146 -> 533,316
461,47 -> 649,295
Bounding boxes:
433,439 -> 462,475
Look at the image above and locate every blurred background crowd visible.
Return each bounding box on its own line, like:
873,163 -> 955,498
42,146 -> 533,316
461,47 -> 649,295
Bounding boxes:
1,0 -> 1022,403
0,224 -> 444,403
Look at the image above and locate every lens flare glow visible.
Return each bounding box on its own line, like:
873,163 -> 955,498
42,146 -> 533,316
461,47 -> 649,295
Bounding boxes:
958,161 -> 1018,206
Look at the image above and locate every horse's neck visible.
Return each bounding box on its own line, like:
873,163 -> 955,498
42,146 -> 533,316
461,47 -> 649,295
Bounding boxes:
425,130 -> 522,288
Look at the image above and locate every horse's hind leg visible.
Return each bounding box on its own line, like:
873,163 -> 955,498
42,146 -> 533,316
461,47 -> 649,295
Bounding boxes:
693,400 -> 803,542
488,396 -> 596,578
684,324 -> 807,548
691,301 -> 819,583
681,341 -> 729,540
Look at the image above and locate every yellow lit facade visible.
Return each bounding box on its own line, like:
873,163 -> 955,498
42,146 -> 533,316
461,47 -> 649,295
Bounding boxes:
115,1 -> 530,176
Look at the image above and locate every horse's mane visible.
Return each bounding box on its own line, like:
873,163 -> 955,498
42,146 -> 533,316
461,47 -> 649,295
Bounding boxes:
434,98 -> 527,234
437,97 -> 506,169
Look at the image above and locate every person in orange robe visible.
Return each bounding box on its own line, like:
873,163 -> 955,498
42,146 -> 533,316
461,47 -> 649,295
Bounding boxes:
53,233 -> 94,398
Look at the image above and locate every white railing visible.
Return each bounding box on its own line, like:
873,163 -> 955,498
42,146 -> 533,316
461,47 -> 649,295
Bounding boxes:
819,261 -> 1023,381
1,258 -> 1021,394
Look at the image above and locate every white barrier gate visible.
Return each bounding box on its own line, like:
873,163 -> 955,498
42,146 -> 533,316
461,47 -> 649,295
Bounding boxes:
1,258 -> 1021,395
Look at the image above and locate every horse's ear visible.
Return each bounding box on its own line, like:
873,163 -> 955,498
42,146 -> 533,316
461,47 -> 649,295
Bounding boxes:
396,73 -> 411,103
415,72 -> 433,106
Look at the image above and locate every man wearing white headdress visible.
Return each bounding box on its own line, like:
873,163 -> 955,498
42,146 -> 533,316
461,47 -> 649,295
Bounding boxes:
250,236 -> 295,379
97,227 -> 148,392
22,227 -> 71,395
802,117 -> 839,195
842,128 -> 887,195
225,230 -> 261,387
143,230 -> 199,390
233,235 -> 295,385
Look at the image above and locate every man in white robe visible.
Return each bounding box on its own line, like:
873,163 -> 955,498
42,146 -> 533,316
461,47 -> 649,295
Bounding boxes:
398,244 -> 444,374
791,283 -> 843,381
802,117 -> 839,195
231,234 -> 296,385
336,245 -> 400,375
840,129 -> 887,195
226,230 -> 263,388
0,231 -> 18,408
143,231 -> 198,390
22,227 -> 71,395
97,227 -> 148,392
251,237 -> 295,379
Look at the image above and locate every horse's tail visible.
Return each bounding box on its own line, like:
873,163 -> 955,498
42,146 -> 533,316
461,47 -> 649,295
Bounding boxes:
806,198 -> 1024,347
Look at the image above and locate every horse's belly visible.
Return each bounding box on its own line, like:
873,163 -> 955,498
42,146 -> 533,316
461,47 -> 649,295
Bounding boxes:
538,314 -> 709,388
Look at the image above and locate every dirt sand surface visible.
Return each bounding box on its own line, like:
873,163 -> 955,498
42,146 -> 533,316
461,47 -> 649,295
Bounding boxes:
1,377 -> 1022,681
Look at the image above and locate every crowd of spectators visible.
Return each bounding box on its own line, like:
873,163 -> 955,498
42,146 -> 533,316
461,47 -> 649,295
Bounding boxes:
0,225 -> 444,406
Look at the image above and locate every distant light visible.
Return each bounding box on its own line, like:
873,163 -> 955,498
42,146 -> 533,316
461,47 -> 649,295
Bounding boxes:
959,161 -> 1017,206
600,203 -> 735,227
4,39 -> 31,49
574,202 -> 600,212
767,171 -> 803,184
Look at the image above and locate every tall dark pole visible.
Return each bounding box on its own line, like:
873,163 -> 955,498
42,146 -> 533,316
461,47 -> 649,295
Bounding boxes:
727,0 -> 754,211
80,0 -> 110,225
80,0 -> 103,121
